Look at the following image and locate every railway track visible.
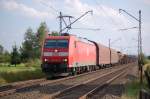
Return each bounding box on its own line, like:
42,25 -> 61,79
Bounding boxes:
0,78 -> 46,97
51,64 -> 129,99
0,65 -> 118,98
90,64 -> 137,99
0,78 -> 45,92
79,70 -> 127,99
0,68 -> 103,97
0,63 -> 135,99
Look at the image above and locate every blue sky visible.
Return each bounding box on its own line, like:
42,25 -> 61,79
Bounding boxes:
0,0 -> 150,55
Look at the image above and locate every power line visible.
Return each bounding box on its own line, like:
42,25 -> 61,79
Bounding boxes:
40,1 -> 95,34
119,9 -> 143,84
118,26 -> 138,31
71,27 -> 101,31
59,10 -> 93,34
58,12 -> 74,34
95,0 -> 119,27
40,1 -> 59,15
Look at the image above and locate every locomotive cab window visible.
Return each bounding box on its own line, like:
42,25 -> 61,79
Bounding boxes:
44,39 -> 68,48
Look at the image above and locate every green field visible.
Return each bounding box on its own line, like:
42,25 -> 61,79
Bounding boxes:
0,64 -> 37,72
0,63 -> 45,85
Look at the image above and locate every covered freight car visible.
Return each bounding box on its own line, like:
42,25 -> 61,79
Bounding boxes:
96,43 -> 120,68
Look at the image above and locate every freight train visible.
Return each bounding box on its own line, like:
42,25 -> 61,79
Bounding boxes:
41,34 -> 136,77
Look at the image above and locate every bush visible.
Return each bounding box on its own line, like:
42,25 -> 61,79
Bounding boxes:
123,78 -> 148,99
24,59 -> 41,67
0,69 -> 45,84
145,64 -> 150,89
143,59 -> 150,65
0,62 -> 45,84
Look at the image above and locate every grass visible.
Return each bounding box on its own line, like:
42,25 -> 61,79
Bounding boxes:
0,62 -> 45,85
0,69 -> 45,84
0,64 -> 36,72
122,59 -> 150,99
122,79 -> 148,99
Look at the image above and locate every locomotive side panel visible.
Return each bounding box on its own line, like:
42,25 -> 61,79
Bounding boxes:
75,41 -> 96,66
69,37 -> 96,67
68,36 -> 76,68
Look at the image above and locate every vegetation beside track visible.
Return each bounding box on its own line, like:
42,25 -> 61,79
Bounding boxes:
0,22 -> 58,85
122,79 -> 148,99
122,59 -> 150,99
0,59 -> 45,85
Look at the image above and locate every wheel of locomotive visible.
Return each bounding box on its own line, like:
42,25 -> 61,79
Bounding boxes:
89,65 -> 92,72
98,65 -> 101,69
46,74 -> 53,80
94,65 -> 96,71
71,67 -> 77,76
86,65 -> 90,72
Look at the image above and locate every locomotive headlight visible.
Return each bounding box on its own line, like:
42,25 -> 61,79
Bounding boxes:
54,49 -> 58,52
63,59 -> 67,62
44,58 -> 48,62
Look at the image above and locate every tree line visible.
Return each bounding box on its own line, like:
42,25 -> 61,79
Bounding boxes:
0,22 -> 58,66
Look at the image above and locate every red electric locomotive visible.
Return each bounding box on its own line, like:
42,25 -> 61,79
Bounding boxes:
41,34 -> 97,76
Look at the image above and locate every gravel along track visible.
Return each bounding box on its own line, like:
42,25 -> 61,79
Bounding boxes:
54,65 -> 129,99
92,63 -> 138,99
0,78 -> 46,97
0,78 -> 45,92
0,63 -> 133,99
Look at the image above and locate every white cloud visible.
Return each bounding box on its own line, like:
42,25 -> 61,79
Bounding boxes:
0,0 -> 53,19
1,0 -> 149,54
32,0 -> 130,29
62,0 -> 132,33
143,0 -> 150,5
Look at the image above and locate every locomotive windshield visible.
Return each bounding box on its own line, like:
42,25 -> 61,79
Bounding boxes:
44,39 -> 68,48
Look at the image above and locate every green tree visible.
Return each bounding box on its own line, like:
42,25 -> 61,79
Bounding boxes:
0,44 -> 4,63
51,31 -> 59,36
11,44 -> 20,66
148,56 -> 150,60
37,22 -> 48,47
20,28 -> 37,61
35,22 -> 48,58
3,51 -> 11,63
20,22 -> 49,61
0,44 -> 4,54
0,45 -> 11,63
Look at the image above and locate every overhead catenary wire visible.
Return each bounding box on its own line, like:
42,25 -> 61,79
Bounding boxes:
60,10 -> 93,34
94,3 -> 138,55
40,1 -> 59,15
95,0 -> 120,27
71,27 -> 101,31
118,26 -> 138,31
39,1 -> 101,33
40,0 -> 129,32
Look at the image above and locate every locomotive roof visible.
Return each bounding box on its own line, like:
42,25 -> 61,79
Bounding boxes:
45,35 -> 70,39
45,35 -> 95,45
